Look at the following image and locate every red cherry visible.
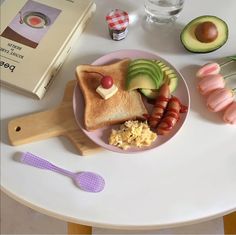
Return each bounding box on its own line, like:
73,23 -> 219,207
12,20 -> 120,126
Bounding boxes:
101,75 -> 113,89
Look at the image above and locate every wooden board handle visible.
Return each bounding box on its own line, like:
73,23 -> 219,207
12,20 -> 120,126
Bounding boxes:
8,104 -> 76,146
8,80 -> 102,156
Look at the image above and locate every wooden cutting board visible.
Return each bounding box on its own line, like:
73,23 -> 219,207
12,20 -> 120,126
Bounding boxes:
8,80 -> 102,156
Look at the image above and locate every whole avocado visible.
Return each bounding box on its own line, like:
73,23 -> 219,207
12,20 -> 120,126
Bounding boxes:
180,15 -> 228,53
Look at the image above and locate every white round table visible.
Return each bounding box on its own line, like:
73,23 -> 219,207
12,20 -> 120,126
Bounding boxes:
1,0 -> 236,230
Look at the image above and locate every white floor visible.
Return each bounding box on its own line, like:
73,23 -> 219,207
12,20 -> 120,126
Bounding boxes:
1,191 -> 224,234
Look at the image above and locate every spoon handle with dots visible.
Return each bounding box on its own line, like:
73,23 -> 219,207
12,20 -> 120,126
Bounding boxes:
20,152 -> 74,177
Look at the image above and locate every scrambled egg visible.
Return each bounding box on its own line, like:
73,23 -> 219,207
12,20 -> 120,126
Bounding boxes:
109,120 -> 157,150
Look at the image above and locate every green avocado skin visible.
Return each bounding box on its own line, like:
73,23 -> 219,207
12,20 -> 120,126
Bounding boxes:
180,15 -> 228,53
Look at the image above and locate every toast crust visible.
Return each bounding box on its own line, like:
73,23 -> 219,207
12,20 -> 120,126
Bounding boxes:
76,59 -> 148,131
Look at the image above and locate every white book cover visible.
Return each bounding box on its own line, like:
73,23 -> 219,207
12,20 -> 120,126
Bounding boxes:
0,0 -> 96,98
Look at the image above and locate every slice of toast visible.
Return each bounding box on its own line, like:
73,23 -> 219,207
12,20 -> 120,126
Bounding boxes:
75,59 -> 148,131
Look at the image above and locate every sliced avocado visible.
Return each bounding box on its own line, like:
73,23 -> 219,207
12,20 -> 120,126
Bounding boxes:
180,15 -> 228,53
140,60 -> 179,99
154,60 -> 175,74
127,68 -> 159,87
168,73 -> 177,78
126,59 -> 164,90
128,62 -> 162,78
140,89 -> 159,99
168,76 -> 178,93
164,69 -> 175,75
128,59 -> 163,81
128,63 -> 162,83
127,73 -> 157,90
155,60 -> 178,90
130,59 -> 161,69
140,75 -> 178,99
155,61 -> 166,68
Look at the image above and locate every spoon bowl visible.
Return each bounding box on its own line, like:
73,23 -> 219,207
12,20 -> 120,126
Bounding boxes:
74,171 -> 105,193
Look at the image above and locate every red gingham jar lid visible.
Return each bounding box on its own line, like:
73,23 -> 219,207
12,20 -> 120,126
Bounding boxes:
106,9 -> 129,30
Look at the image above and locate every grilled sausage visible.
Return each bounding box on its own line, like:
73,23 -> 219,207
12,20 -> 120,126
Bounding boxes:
156,96 -> 181,135
149,83 -> 170,128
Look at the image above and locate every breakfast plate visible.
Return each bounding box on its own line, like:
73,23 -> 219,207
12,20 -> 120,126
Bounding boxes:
73,49 -> 190,153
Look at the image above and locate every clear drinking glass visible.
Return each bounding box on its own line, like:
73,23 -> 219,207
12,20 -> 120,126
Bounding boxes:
144,0 -> 185,24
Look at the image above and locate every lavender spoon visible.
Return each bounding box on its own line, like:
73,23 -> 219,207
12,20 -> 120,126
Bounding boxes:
20,152 -> 105,193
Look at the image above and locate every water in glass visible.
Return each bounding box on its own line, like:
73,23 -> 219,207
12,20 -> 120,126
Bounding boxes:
144,0 -> 184,24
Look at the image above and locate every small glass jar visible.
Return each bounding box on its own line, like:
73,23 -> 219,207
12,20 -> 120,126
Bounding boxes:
106,9 -> 129,41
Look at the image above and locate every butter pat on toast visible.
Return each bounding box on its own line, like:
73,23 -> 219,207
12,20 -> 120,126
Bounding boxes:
76,59 -> 148,131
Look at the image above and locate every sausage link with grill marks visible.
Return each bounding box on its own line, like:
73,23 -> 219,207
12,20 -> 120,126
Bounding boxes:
156,96 -> 181,135
149,83 -> 170,128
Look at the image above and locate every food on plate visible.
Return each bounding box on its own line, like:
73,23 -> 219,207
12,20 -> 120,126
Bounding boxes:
197,74 -> 225,95
96,75 -> 118,100
206,88 -> 235,112
109,120 -> 157,150
223,102 -> 236,125
143,82 -> 188,136
140,60 -> 178,99
229,56 -> 236,60
149,83 -> 170,128
126,59 -> 164,90
180,15 -> 228,53
101,75 -> 114,89
96,83 -> 118,100
125,59 -> 178,99
155,60 -> 178,93
76,59 -> 148,131
75,55 -> 188,150
156,96 -> 182,135
196,62 -> 221,78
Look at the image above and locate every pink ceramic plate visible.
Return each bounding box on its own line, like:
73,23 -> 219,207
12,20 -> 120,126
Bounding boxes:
73,49 -> 190,153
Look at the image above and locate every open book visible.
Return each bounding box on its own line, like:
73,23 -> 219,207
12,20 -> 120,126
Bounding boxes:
0,0 -> 96,99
